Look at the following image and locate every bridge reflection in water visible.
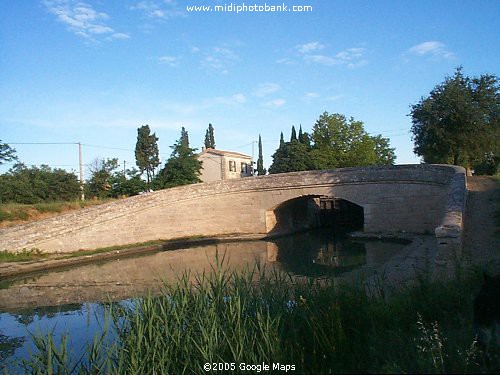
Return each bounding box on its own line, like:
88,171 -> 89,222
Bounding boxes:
0,230 -> 407,311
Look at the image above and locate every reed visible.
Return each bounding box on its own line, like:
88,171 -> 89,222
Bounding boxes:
9,261 -> 499,374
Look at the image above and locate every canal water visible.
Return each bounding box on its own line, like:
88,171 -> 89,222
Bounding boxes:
0,229 -> 406,369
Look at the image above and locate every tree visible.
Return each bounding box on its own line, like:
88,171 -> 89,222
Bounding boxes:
204,123 -> 216,149
256,134 -> 266,175
298,125 -> 312,149
109,167 -> 147,197
135,125 -> 160,186
309,112 -> 395,169
279,132 -> 285,148
0,140 -> 17,165
155,127 -> 202,188
86,158 -> 120,199
290,125 -> 297,142
0,163 -> 80,203
410,67 -> 499,169
268,140 -> 314,174
269,128 -> 314,174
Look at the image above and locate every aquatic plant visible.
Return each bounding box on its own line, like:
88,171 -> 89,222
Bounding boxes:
6,262 -> 499,374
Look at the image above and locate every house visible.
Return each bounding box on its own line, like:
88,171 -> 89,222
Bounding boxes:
198,148 -> 253,182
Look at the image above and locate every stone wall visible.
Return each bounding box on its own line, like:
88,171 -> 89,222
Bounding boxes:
0,164 -> 465,254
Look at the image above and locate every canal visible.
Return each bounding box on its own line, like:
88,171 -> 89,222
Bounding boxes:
0,229 -> 407,369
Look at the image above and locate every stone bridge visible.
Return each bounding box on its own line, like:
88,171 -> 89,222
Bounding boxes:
0,164 -> 466,254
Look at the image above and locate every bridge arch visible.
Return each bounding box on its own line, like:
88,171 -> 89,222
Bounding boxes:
265,195 -> 365,236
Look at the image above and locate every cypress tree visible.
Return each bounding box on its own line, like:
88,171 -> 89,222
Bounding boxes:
204,123 -> 216,149
256,134 -> 266,176
279,132 -> 285,148
135,124 -> 160,186
290,125 -> 297,142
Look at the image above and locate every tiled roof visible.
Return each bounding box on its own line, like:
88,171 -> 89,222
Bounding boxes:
199,148 -> 252,159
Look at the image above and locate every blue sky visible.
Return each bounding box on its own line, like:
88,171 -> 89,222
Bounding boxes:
1,0 -> 499,178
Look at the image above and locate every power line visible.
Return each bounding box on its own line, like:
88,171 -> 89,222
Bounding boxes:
7,142 -> 78,145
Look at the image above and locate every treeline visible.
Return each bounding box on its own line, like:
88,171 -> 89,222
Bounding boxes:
0,164 -> 81,204
0,125 -> 203,203
268,112 -> 396,174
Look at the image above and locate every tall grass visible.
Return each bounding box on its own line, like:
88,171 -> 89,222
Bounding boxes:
0,200 -> 112,225
8,261 -> 500,374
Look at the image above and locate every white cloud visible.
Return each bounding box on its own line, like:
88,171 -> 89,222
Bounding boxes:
303,47 -> 367,68
304,92 -> 319,99
158,55 -> 180,67
213,93 -> 246,105
304,54 -> 338,65
202,46 -> 239,74
254,83 -> 281,97
276,57 -> 296,65
43,0 -> 127,42
408,41 -> 454,59
130,0 -> 184,19
266,99 -> 286,108
110,33 -> 131,40
326,95 -> 344,101
296,41 -> 325,54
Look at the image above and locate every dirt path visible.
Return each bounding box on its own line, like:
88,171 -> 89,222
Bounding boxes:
462,176 -> 499,272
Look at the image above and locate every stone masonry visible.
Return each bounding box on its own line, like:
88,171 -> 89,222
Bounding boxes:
0,164 -> 466,254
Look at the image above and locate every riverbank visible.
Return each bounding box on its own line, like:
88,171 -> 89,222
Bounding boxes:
0,234 -> 267,280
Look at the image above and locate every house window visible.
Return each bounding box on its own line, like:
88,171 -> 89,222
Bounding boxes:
241,162 -> 248,174
229,160 -> 236,172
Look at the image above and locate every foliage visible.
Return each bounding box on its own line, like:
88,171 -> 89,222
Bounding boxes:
135,125 -> 160,186
204,123 -> 216,149
269,137 -> 314,174
0,248 -> 47,262
11,266 -> 499,374
290,125 -> 297,142
0,163 -> 81,204
269,115 -> 395,174
0,140 -> 17,165
256,134 -> 266,175
0,200 -> 108,225
86,159 -> 146,199
298,125 -> 311,149
473,152 -> 499,175
310,112 -> 395,169
108,168 -> 147,197
410,67 -> 499,168
86,158 -> 119,199
154,127 -> 202,189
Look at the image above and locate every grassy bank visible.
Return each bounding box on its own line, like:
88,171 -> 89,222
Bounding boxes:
9,263 -> 499,374
0,248 -> 47,262
0,200 -> 112,226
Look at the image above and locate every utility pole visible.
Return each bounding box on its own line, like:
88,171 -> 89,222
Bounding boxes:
251,140 -> 257,176
78,142 -> 85,201
123,160 -> 126,177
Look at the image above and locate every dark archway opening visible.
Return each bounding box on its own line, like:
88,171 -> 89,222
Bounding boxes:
266,195 -> 364,237
318,196 -> 364,232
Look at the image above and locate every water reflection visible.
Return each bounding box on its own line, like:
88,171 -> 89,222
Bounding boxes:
270,230 -> 404,278
0,230 -> 406,311
0,229 -> 408,368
